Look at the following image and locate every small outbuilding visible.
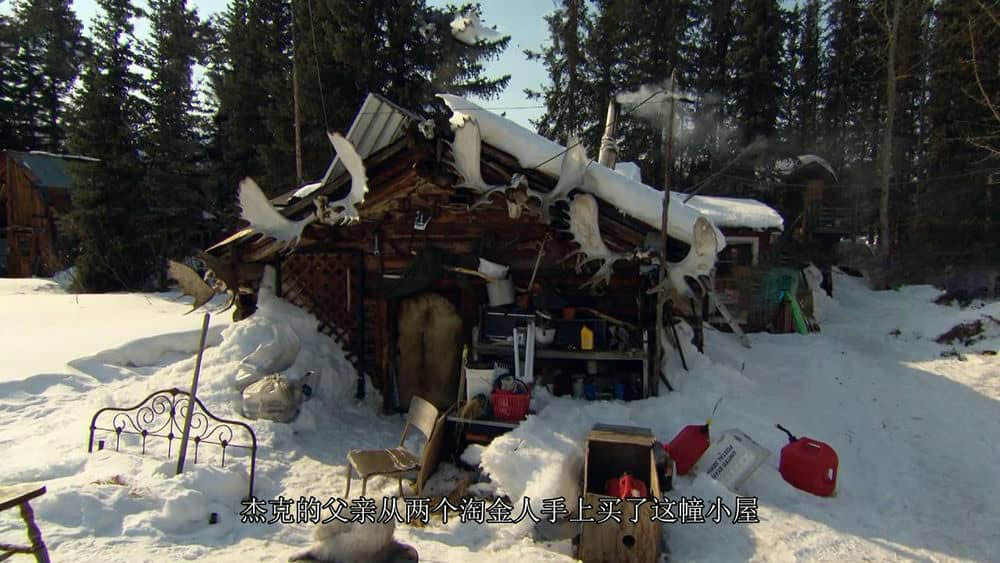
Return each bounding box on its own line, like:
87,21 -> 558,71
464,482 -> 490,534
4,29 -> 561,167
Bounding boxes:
0,151 -> 96,277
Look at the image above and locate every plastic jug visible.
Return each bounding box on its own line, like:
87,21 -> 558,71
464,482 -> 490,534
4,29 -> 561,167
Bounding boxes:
580,325 -> 594,350
666,422 -> 711,475
776,424 -> 838,497
605,473 -> 648,499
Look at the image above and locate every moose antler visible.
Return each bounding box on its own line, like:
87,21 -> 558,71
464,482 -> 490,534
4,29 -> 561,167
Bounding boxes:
525,135 -> 590,224
560,193 -> 635,290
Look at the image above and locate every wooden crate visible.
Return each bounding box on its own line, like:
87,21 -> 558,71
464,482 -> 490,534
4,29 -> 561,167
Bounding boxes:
577,424 -> 662,563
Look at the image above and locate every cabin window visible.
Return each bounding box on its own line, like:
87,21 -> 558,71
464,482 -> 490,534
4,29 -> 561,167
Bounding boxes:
716,236 -> 758,278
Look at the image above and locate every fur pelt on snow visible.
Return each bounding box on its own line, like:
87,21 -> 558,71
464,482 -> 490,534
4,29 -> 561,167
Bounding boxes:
397,292 -> 463,410
287,516 -> 418,563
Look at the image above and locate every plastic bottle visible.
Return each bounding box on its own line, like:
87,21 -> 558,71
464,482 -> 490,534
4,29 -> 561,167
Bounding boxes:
580,325 -> 594,350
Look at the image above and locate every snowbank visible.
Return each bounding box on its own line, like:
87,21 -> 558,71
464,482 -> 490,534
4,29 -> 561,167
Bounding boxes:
470,272 -> 1000,559
3,271 -> 1000,561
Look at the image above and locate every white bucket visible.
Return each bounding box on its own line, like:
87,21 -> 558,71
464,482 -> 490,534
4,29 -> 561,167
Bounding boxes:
486,278 -> 515,306
465,367 -> 496,402
478,258 -> 510,280
693,429 -> 770,493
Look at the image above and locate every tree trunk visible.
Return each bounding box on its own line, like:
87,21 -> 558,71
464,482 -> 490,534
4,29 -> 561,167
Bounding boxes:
878,0 -> 901,262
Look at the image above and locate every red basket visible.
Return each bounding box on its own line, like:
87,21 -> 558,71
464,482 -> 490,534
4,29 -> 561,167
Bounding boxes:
490,379 -> 531,421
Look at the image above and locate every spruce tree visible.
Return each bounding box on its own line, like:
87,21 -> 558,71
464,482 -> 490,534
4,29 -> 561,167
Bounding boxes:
728,0 -> 786,148
271,0 -> 510,187
62,0 -> 148,291
924,0 -> 998,258
207,0 -> 293,216
581,0 -> 630,157
688,0 -> 738,178
525,0 -> 591,144
8,0 -> 87,150
0,9 -> 16,148
823,0 -> 883,168
139,0 -> 211,286
789,0 -> 823,152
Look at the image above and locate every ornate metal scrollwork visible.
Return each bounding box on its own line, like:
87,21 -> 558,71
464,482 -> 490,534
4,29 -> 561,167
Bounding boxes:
88,388 -> 258,499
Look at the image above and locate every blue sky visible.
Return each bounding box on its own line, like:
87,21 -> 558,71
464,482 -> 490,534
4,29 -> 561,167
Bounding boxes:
1,0 -> 554,128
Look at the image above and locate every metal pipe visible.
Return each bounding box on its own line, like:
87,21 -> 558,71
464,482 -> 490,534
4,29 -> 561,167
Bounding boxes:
598,99 -> 619,168
176,312 -> 211,475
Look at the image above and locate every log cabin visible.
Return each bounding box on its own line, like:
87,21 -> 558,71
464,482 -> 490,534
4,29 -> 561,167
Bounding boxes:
205,94 -> 739,414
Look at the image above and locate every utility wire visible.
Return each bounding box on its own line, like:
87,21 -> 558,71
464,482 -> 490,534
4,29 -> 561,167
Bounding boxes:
525,88 -> 668,171
304,0 -> 330,143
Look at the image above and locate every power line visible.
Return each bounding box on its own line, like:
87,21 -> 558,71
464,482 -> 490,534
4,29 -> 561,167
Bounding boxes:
525,88 -> 666,171
706,167 -> 997,188
347,104 -> 547,117
303,0 -> 330,141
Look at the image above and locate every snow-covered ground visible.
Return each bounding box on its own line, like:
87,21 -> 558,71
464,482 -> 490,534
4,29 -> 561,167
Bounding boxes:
1,270 -> 998,562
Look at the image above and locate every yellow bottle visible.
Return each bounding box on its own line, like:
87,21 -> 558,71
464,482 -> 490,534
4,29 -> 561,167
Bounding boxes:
580,325 -> 594,350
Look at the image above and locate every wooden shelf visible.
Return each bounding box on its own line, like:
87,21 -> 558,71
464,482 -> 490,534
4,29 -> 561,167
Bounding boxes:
474,342 -> 645,361
469,324 -> 655,399
446,416 -> 521,429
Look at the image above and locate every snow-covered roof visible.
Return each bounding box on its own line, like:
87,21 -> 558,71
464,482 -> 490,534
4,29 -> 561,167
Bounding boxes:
679,194 -> 783,231
437,94 -> 726,253
613,161 -> 642,183
611,161 -> 782,231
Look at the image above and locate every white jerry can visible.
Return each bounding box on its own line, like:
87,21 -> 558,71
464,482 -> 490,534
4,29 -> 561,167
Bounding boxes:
692,429 -> 770,493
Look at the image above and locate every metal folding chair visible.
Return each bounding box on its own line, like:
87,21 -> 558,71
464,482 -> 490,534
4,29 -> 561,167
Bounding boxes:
344,395 -> 440,498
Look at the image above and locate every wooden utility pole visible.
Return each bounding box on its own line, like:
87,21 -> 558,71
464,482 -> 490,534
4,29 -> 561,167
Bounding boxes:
662,70 -> 677,196
656,69 -> 678,391
292,2 -> 304,185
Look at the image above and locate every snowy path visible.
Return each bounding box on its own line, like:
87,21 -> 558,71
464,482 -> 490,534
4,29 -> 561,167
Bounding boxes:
1,272 -> 998,562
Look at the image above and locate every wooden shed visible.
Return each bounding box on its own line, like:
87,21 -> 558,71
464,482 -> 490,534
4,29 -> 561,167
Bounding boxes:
206,94 -> 728,414
682,196 -> 784,330
0,151 -> 96,277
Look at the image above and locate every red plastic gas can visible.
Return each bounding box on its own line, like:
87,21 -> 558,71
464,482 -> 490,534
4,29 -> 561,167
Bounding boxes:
666,424 -> 711,475
776,425 -> 838,497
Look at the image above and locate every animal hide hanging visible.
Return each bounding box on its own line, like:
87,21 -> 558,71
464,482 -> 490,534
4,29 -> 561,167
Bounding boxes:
397,292 -> 463,411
